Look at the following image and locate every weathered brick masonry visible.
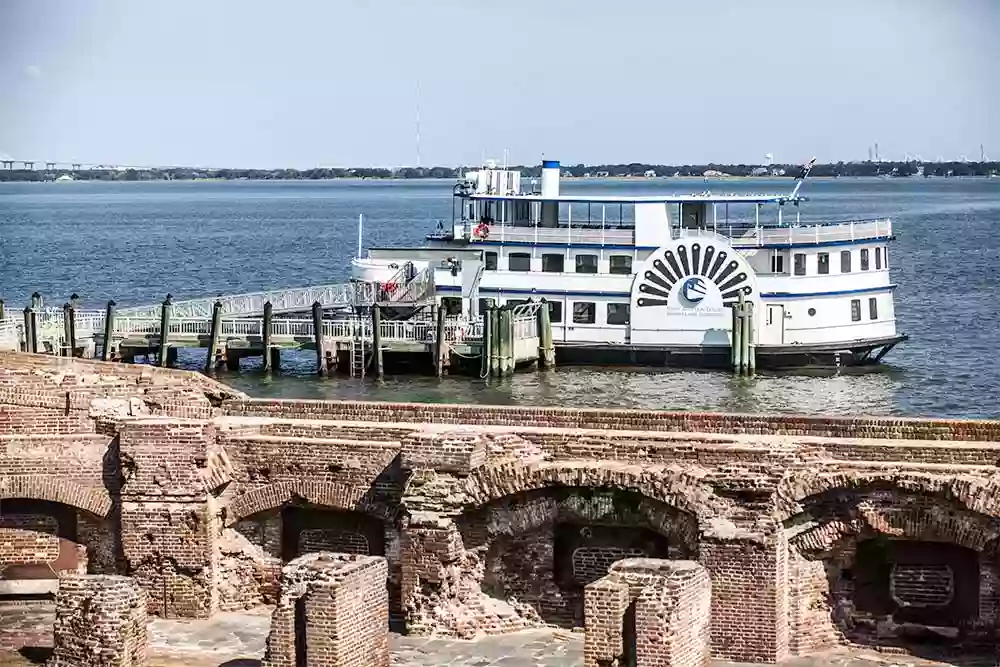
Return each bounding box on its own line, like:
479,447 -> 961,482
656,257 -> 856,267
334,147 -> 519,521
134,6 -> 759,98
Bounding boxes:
3,352 -> 1000,662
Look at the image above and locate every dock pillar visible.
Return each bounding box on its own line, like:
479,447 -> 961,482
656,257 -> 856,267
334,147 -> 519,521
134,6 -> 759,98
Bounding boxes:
101,301 -> 116,361
731,301 -> 743,375
498,306 -> 512,376
312,301 -> 326,376
435,304 -> 447,378
746,301 -> 756,375
62,303 -> 73,357
536,299 -> 555,369
0,298 -> 5,321
488,304 -> 499,377
262,301 -> 274,373
22,307 -> 34,353
372,305 -> 384,380
480,305 -> 491,378
68,302 -> 77,357
206,300 -> 223,374
31,291 -> 42,311
158,295 -> 172,367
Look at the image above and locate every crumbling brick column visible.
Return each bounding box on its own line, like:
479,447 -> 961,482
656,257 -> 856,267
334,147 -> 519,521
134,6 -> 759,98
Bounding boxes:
584,558 -> 711,667
699,524 -> 788,663
117,419 -> 221,618
48,574 -> 147,667
262,552 -> 389,667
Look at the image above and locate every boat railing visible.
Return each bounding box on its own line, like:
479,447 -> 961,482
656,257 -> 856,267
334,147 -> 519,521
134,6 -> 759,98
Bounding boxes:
465,221 -> 635,245
681,218 -> 892,246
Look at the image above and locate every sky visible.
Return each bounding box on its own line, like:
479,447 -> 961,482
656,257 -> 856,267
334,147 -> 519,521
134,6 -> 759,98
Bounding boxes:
0,0 -> 998,168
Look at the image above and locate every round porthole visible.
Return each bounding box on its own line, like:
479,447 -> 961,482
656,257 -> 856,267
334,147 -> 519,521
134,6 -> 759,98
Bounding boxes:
808,308 -> 817,316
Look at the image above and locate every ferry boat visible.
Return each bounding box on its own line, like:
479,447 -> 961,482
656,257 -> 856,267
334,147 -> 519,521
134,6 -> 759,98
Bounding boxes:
351,159 -> 906,368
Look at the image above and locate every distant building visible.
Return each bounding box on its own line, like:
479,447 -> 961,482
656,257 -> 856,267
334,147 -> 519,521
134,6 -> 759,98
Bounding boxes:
644,169 -> 656,177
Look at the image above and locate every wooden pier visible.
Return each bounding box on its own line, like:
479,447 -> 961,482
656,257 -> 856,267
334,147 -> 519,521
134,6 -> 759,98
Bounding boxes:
0,281 -> 549,379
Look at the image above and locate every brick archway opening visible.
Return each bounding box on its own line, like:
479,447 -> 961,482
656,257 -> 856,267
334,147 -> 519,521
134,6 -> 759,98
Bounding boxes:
0,498 -> 117,599
785,485 -> 1000,656
231,501 -> 397,622
456,486 -> 698,628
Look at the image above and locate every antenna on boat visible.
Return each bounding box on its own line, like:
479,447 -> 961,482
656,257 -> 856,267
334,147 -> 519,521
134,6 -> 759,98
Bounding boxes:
357,213 -> 364,259
789,157 -> 817,200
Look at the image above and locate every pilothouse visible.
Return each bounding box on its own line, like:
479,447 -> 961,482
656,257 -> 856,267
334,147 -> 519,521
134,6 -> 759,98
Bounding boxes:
352,158 -> 906,368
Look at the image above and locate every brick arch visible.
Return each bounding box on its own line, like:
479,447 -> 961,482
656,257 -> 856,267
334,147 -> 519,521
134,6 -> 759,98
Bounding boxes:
0,475 -> 112,517
463,460 -> 723,521
776,471 -> 1000,523
223,480 -> 396,526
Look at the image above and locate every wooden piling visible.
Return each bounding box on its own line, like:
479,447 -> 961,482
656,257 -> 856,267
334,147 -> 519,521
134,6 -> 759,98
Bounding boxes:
22,307 -> 34,353
731,302 -> 743,375
158,295 -> 172,367
746,301 -> 756,375
101,301 -> 116,361
498,306 -> 512,376
480,305 -> 491,378
31,292 -> 41,311
262,301 -> 274,373
536,299 -> 555,369
67,303 -> 77,357
435,304 -> 447,378
62,303 -> 73,357
372,305 -> 384,380
312,301 -> 326,376
0,299 -> 5,321
488,304 -> 499,377
206,300 -> 223,374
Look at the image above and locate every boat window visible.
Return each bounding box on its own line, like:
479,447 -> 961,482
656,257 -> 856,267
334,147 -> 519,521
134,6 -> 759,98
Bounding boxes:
547,301 -> 563,324
609,255 -> 633,275
542,253 -> 565,273
851,299 -> 861,322
770,253 -> 785,274
477,298 -> 495,314
875,247 -> 883,270
860,248 -> 870,271
440,297 -> 463,316
607,303 -> 630,326
506,299 -> 528,309
884,247 -> 889,268
869,297 -> 878,320
484,252 -> 498,271
508,253 -> 531,272
840,250 -> 852,273
572,302 -> 596,324
575,254 -> 598,274
793,253 -> 806,276
817,253 -> 830,275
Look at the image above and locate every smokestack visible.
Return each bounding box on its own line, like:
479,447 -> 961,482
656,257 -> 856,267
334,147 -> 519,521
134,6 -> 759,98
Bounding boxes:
540,159 -> 560,228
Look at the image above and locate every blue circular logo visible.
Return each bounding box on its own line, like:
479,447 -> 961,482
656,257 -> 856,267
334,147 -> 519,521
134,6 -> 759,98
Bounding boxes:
681,277 -> 707,304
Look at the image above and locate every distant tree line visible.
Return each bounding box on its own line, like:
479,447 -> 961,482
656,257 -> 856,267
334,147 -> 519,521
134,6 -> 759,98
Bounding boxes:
0,161 -> 997,182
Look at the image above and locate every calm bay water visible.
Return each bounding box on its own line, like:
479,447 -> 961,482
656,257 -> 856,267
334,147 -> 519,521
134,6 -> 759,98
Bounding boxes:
1,177 -> 998,419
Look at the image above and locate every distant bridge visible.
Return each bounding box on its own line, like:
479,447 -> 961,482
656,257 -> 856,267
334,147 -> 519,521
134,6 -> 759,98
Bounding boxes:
0,158 -> 232,171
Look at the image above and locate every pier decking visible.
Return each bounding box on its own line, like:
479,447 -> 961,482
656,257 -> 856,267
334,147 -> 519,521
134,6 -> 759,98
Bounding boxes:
0,278 -> 548,379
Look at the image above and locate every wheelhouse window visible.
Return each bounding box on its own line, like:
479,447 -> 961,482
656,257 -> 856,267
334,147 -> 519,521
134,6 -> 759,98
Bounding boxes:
860,248 -> 870,271
441,297 -> 463,316
609,255 -> 633,275
875,247 -> 883,270
505,299 -> 528,309
484,252 -> 498,271
572,302 -> 596,324
575,254 -> 598,274
869,297 -> 878,320
508,253 -> 531,272
840,250 -> 851,273
770,253 -> 785,274
817,253 -> 830,275
793,253 -> 806,276
851,299 -> 861,322
477,298 -> 495,314
547,301 -> 563,323
542,253 -> 564,273
607,303 -> 630,325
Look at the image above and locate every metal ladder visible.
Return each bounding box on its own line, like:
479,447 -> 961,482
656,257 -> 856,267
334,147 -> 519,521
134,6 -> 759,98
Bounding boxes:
349,319 -> 368,378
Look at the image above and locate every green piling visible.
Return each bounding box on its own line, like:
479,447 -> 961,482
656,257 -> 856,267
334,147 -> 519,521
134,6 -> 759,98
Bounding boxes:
101,301 -> 116,361
22,307 -> 34,354
536,299 -> 555,369
746,301 -> 756,375
62,303 -> 73,357
312,301 -> 326,376
488,304 -> 499,377
0,299 -> 5,321
262,301 -> 273,373
206,300 -> 223,374
158,295 -> 172,367
372,305 -> 384,380
435,304 -> 447,378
